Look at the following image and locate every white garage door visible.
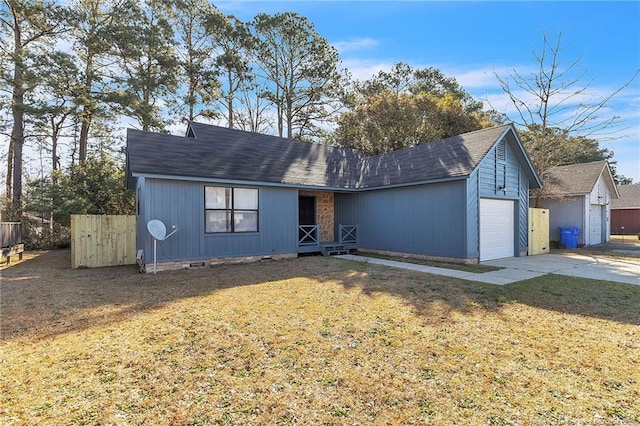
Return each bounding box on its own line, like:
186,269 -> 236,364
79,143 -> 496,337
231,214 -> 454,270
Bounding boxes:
480,198 -> 515,261
589,205 -> 602,245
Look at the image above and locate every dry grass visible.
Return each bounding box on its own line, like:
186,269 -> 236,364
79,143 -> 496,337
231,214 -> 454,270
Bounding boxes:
0,251 -> 41,270
1,250 -> 639,425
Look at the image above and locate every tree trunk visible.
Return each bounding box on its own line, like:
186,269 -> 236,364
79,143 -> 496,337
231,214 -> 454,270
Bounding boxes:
5,136 -> 13,200
286,91 -> 293,139
227,69 -> 233,128
10,98 -> 24,214
78,50 -> 94,164
79,107 -> 91,164
10,19 -> 24,216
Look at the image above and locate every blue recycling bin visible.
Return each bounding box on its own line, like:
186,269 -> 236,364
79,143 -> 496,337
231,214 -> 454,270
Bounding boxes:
558,226 -> 580,249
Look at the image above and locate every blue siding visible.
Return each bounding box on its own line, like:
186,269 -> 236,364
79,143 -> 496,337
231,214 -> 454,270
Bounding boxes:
135,177 -> 146,255
518,169 -> 529,253
466,171 -> 479,258
477,138 -> 531,256
139,179 -> 298,262
478,139 -> 522,199
335,181 -> 467,258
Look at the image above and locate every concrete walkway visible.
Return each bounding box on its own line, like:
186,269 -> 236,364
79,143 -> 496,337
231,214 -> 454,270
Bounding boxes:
484,253 -> 640,286
337,253 -> 640,286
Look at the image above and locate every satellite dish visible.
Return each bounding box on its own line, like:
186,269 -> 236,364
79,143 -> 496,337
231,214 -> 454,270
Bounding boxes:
145,219 -> 178,274
147,219 -> 166,240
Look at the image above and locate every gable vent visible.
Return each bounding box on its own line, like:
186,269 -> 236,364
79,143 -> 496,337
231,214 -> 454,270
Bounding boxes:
497,140 -> 506,162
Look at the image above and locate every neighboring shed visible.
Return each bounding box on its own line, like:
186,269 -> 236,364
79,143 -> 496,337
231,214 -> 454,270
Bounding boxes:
535,161 -> 619,245
126,123 -> 541,271
611,183 -> 640,234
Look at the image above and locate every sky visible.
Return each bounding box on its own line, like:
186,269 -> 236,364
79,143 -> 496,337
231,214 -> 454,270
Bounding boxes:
217,0 -> 640,183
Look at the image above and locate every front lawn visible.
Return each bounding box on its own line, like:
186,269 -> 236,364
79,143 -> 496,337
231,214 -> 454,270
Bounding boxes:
1,250 -> 638,424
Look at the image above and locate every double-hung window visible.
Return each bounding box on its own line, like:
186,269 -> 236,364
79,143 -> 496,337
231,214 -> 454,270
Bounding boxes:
205,186 -> 258,233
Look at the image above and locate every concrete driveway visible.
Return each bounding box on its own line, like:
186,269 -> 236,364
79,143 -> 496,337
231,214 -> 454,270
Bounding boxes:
483,252 -> 640,286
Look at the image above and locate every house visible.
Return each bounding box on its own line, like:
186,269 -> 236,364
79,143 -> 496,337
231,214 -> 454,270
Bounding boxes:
534,161 -> 619,246
611,183 -> 640,234
126,122 -> 541,271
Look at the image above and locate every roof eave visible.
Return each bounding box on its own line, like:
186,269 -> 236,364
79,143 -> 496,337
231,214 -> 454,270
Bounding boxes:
601,162 -> 620,199
130,172 -> 469,192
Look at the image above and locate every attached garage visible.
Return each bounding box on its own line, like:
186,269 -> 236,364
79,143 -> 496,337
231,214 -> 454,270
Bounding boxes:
480,198 -> 515,261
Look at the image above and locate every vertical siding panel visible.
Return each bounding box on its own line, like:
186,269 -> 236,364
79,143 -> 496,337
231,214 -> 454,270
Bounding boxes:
141,181 -> 298,261
466,171 -> 479,258
337,182 -> 466,258
477,136 -> 531,257
539,196 -> 586,244
519,170 -> 529,253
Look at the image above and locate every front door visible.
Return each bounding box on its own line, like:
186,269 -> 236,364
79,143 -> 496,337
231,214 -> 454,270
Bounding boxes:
298,196 -> 316,243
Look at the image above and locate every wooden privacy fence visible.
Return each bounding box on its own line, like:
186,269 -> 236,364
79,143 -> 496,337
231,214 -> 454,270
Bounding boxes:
71,215 -> 136,268
528,208 -> 549,256
1,222 -> 24,263
1,222 -> 22,248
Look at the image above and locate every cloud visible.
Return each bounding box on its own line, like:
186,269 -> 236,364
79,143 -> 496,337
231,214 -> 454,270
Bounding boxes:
332,38 -> 379,54
340,58 -> 394,81
447,68 -> 501,90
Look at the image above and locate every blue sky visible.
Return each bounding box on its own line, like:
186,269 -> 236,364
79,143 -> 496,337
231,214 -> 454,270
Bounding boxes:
218,1 -> 640,182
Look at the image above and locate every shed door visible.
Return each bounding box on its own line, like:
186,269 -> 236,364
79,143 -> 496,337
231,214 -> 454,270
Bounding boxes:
589,204 -> 602,245
480,198 -> 515,261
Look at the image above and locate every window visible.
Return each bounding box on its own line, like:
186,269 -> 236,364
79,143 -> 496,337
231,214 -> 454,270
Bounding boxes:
205,186 -> 258,233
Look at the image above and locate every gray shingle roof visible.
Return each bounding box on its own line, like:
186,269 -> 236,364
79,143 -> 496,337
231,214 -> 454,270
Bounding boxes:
540,160 -> 618,197
612,183 -> 640,209
362,125 -> 511,187
127,122 -> 536,190
127,125 -> 367,189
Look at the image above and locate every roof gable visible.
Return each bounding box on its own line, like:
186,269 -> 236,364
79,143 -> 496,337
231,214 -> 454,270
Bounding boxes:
127,122 -> 540,190
540,160 -> 619,197
612,183 -> 640,209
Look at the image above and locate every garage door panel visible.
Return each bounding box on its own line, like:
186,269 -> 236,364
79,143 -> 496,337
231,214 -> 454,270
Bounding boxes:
480,199 -> 514,261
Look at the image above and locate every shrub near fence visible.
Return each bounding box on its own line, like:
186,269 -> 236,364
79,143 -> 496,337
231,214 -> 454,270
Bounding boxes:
71,215 -> 136,268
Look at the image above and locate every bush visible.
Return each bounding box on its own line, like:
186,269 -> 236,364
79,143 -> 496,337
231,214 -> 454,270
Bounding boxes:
23,219 -> 70,250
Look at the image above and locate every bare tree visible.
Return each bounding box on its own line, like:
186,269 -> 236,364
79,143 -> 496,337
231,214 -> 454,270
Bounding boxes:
495,32 -> 639,175
234,80 -> 273,134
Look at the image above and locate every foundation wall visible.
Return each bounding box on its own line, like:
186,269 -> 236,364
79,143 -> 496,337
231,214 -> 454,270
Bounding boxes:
145,253 -> 298,273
